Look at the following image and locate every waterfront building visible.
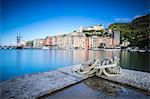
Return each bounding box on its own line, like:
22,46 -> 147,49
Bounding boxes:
92,36 -> 98,48
52,36 -> 57,46
67,33 -> 74,49
49,36 -> 52,46
88,36 -> 104,48
121,40 -> 130,47
61,35 -> 67,49
85,37 -> 89,49
99,37 -> 104,45
33,39 -> 44,47
55,36 -> 61,48
51,36 -> 55,46
74,32 -> 81,48
88,36 -> 92,48
44,36 -> 50,46
73,35 -> 79,48
113,31 -> 120,47
66,32 -> 87,49
104,37 -> 113,48
56,35 -> 67,48
30,25 -> 121,49
80,35 -> 87,49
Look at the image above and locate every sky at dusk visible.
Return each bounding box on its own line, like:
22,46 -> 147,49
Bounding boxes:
1,0 -> 149,45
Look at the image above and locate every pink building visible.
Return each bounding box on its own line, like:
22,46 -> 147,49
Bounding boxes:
49,36 -> 52,46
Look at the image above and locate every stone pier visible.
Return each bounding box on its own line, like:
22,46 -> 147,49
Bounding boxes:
0,65 -> 150,99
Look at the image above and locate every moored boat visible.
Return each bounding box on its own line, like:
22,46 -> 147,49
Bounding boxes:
139,50 -> 146,52
42,46 -> 50,49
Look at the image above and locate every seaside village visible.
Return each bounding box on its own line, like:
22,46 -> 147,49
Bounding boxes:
23,24 -> 129,49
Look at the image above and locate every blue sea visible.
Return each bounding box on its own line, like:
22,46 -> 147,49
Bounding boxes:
0,49 -> 149,81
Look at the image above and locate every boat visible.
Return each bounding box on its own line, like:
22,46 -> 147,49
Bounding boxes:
129,47 -> 139,52
92,48 -> 104,51
9,47 -> 13,49
139,50 -> 146,52
104,48 -> 120,51
42,46 -> 50,50
129,49 -> 138,52
16,46 -> 23,49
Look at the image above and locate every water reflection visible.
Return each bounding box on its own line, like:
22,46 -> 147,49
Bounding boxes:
71,50 -> 120,62
83,77 -> 149,97
43,77 -> 149,99
120,51 -> 149,72
84,77 -> 122,96
0,49 -> 149,81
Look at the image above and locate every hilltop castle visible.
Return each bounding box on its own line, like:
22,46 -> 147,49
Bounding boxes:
78,25 -> 104,32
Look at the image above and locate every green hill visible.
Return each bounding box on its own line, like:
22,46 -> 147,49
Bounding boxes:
109,14 -> 150,48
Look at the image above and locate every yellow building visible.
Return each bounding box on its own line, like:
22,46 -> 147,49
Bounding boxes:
33,39 -> 44,47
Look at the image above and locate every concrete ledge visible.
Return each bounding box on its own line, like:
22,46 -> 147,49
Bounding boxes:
0,69 -> 87,99
0,65 -> 150,99
99,69 -> 150,92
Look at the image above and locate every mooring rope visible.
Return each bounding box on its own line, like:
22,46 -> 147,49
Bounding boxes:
72,57 -> 122,77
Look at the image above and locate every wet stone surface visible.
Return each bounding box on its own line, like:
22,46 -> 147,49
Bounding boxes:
42,77 -> 150,99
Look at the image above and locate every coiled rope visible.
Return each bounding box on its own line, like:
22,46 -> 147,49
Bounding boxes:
72,57 -> 122,77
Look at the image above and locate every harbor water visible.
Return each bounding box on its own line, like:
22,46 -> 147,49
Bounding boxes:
0,49 -> 149,81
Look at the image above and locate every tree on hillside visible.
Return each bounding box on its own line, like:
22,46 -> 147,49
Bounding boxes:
108,14 -> 150,48
26,41 -> 33,46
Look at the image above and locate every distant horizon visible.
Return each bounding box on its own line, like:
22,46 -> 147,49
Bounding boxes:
1,0 -> 149,45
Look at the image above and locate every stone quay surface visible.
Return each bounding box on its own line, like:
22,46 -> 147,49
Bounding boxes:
0,65 -> 87,99
99,69 -> 150,92
0,65 -> 150,99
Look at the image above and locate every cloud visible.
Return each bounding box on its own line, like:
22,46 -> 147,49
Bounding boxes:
114,14 -> 144,23
134,15 -> 142,19
114,18 -> 131,23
